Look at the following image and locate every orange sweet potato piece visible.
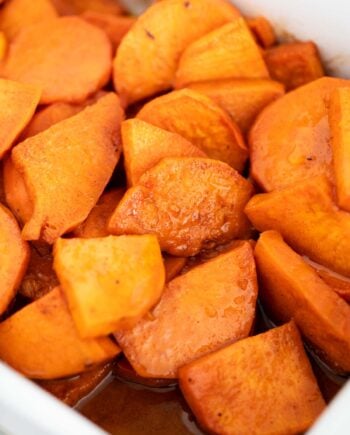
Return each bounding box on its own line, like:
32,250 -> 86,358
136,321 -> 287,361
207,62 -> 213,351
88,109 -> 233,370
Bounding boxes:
188,79 -> 284,134
6,93 -> 124,243
264,42 -> 324,91
113,0 -> 241,105
51,0 -> 125,15
54,235 -> 165,338
0,204 -> 29,315
109,157 -> 253,256
246,16 -> 276,48
175,18 -> 269,88
116,242 -> 258,378
122,119 -> 206,185
4,16 -> 112,104
163,255 -> 186,282
137,89 -> 248,171
0,32 -> 7,61
250,77 -> 350,191
0,287 -> 120,379
179,322 -> 325,435
245,175 -> 350,278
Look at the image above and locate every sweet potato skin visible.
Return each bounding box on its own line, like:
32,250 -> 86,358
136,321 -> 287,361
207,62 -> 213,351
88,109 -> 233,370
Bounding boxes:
246,16 -> 276,48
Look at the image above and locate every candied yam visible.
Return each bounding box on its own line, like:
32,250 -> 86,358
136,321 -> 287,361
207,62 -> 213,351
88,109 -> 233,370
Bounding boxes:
245,175 -> 350,277
4,16 -> 112,104
0,204 -> 29,315
54,235 -> 165,338
116,242 -> 258,378
163,255 -> 186,282
8,93 -> 123,244
109,157 -> 253,256
250,77 -> 350,192
179,322 -> 325,435
137,89 -> 248,171
264,42 -> 324,91
51,0 -> 124,15
246,16 -> 276,48
255,231 -> 350,371
113,0 -> 240,105
175,18 -> 269,88
0,287 -> 120,379
122,119 -> 206,185
188,79 -> 284,134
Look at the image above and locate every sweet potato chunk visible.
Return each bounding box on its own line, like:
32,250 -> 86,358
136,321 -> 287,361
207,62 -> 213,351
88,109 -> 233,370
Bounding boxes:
246,16 -> 276,48
113,0 -> 240,105
4,16 -> 112,104
122,119 -> 206,185
175,18 -> 269,88
179,322 -> 325,435
7,93 -> 123,243
0,204 -> 29,315
54,235 -> 165,338
137,89 -> 248,171
163,255 -> 186,282
0,287 -> 120,379
264,42 -> 324,91
51,0 -> 124,15
250,77 -> 350,191
245,175 -> 350,277
116,242 -> 258,378
255,231 -> 350,371
109,158 -> 253,256
188,79 -> 284,134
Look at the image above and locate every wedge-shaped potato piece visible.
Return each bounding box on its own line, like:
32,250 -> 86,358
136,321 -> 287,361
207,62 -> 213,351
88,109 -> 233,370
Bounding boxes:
163,255 -> 186,282
113,0 -> 240,105
0,204 -> 29,315
0,287 -> 120,379
109,158 -> 253,256
54,235 -> 165,338
250,77 -> 350,191
188,79 -> 284,134
255,231 -> 350,371
137,89 -> 247,171
245,175 -> 350,277
4,16 -> 112,104
6,93 -> 123,243
175,18 -> 269,88
179,322 -> 325,435
264,42 -> 324,91
246,16 -> 276,48
116,242 -> 258,378
122,119 -> 206,185
51,0 -> 124,15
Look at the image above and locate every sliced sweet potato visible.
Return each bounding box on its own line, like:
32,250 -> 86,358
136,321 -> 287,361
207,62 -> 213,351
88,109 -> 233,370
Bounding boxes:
188,79 -> 284,134
246,16 -> 276,48
175,18 -> 269,88
122,119 -> 206,185
109,157 -> 253,256
116,242 -> 258,378
264,41 -> 324,91
0,287 -> 120,379
245,175 -> 350,277
113,0 -> 240,105
51,0 -> 124,15
250,77 -> 350,191
163,255 -> 186,282
0,31 -> 6,61
137,89 -> 248,171
4,16 -> 112,104
7,93 -> 123,243
54,235 -> 165,338
0,204 -> 29,315
179,322 -> 325,435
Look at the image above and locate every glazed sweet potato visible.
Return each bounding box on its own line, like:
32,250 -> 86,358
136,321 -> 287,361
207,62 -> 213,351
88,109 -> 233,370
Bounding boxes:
188,79 -> 284,134
179,322 -> 325,435
122,119 -> 206,185
54,235 -> 165,337
246,16 -> 276,48
175,18 -> 269,88
4,16 -> 112,104
264,41 -> 324,91
255,231 -> 350,372
0,204 -> 29,315
163,255 -> 186,282
113,0 -> 240,105
0,287 -> 120,379
5,93 -> 123,243
51,0 -> 124,15
116,242 -> 258,378
137,89 -> 248,171
109,157 -> 253,256
250,77 -> 350,191
245,175 -> 350,278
